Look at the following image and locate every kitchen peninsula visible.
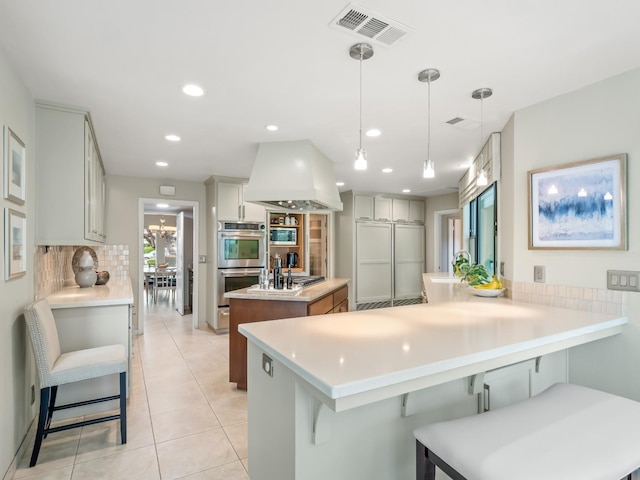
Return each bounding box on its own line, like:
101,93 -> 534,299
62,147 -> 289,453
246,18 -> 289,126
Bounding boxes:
225,278 -> 349,389
239,274 -> 627,480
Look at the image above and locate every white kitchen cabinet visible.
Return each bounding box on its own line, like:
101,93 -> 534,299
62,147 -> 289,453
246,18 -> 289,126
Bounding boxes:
36,103 -> 106,245
356,222 -> 392,303
408,199 -> 424,223
217,181 -> 266,222
392,198 -> 424,223
354,195 -> 374,220
354,195 -> 392,221
394,224 -> 425,299
481,351 -> 567,412
374,197 -> 392,221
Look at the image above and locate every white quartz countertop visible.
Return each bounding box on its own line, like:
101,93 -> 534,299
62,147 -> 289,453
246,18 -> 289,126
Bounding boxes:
225,278 -> 349,302
47,277 -> 134,309
240,273 -> 626,412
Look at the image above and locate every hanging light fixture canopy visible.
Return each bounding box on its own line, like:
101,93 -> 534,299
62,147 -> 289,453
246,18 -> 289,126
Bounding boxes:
350,43 -> 374,171
472,88 -> 493,187
418,68 -> 440,179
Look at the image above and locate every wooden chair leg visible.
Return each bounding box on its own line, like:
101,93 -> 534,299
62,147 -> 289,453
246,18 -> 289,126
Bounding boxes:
119,372 -> 127,444
30,387 -> 50,467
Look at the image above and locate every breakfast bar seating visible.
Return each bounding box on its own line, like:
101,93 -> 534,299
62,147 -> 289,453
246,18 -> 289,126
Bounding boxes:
413,383 -> 640,480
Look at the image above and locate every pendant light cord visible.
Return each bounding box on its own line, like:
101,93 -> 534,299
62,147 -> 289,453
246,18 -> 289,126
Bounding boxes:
427,76 -> 431,161
359,50 -> 363,150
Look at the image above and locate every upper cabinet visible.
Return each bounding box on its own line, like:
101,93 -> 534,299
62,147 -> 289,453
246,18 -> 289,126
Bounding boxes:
354,195 -> 394,221
392,198 -> 424,223
36,103 -> 106,245
217,182 -> 266,222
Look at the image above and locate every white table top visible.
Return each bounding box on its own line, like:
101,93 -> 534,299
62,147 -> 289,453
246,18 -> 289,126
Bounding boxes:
47,276 -> 134,309
240,273 -> 626,412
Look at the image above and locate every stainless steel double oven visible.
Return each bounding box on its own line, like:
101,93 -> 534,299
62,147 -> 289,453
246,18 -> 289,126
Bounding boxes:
217,221 -> 266,328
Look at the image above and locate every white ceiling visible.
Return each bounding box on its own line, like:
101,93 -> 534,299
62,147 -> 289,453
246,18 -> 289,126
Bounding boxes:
2,1 -> 640,198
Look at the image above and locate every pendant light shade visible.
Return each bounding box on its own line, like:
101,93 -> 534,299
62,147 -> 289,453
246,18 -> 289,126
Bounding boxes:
472,87 -> 493,187
419,68 -> 440,179
350,43 -> 374,171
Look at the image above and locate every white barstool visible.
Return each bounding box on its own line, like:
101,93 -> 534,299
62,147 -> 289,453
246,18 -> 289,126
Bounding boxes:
414,383 -> 640,480
24,299 -> 127,467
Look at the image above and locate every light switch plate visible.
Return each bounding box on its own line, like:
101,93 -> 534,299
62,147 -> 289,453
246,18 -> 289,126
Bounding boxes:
534,265 -> 545,283
607,270 -> 640,292
198,255 -> 207,264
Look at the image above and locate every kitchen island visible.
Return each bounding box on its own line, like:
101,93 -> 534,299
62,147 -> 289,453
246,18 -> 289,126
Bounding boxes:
239,273 -> 627,480
46,277 -> 134,418
225,278 -> 349,389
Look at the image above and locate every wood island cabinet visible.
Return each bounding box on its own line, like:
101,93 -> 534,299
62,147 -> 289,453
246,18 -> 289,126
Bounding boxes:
229,282 -> 348,390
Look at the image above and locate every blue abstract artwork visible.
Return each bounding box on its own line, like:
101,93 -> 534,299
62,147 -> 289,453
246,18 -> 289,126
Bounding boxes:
529,156 -> 626,249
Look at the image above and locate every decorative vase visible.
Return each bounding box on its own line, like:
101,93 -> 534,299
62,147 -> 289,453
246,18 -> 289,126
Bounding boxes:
75,250 -> 97,288
96,271 -> 110,285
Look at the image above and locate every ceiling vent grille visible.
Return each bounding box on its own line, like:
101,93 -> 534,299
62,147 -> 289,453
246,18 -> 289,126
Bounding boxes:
446,117 -> 481,131
330,4 -> 413,47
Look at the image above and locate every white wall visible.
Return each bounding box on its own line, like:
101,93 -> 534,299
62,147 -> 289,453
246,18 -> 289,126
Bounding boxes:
503,67 -> 640,400
424,192 -> 459,273
0,46 -> 36,476
105,175 -> 208,327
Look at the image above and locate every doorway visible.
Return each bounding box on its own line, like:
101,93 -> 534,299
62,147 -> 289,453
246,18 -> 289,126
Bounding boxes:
433,209 -> 462,273
138,198 -> 199,334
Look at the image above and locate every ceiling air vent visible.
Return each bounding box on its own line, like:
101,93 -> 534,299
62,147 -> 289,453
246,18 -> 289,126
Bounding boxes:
330,4 -> 413,47
446,117 -> 481,131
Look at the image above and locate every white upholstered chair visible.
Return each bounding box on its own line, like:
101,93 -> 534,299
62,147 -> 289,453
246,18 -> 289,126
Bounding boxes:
413,382 -> 640,480
24,299 -> 127,467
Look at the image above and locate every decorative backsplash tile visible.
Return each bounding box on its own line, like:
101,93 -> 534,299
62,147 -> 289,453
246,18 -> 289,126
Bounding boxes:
501,278 -> 626,316
35,244 -> 129,300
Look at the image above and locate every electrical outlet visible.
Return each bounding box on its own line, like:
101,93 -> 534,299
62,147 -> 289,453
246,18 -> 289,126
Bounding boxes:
262,353 -> 274,377
198,255 -> 207,264
534,265 -> 545,283
500,262 -> 505,276
607,270 -> 640,292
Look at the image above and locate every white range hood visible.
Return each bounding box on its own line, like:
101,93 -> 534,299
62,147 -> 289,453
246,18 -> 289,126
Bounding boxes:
244,140 -> 343,212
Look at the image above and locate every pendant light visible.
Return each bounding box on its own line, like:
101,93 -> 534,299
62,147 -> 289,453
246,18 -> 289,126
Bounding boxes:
418,68 -> 440,178
472,87 -> 492,187
350,43 -> 374,170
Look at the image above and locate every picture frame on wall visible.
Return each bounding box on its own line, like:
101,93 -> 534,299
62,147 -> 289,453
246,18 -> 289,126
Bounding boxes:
5,208 -> 27,280
528,153 -> 627,250
3,126 -> 26,205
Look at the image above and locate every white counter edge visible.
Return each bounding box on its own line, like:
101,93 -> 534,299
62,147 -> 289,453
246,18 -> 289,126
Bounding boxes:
240,315 -> 627,412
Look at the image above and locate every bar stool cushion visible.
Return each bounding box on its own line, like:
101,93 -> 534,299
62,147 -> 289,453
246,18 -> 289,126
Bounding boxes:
414,383 -> 640,480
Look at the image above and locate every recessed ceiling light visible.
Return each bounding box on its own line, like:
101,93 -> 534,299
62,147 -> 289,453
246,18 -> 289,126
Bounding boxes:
366,128 -> 381,137
182,84 -> 204,97
156,203 -> 169,208
155,161 -> 168,167
165,134 -> 181,142
382,168 -> 393,173
402,189 -> 411,193
265,125 -> 278,131
336,182 -> 345,186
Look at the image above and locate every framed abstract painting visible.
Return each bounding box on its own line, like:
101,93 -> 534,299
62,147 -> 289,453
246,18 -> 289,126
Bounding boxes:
528,154 -> 627,250
3,126 -> 26,205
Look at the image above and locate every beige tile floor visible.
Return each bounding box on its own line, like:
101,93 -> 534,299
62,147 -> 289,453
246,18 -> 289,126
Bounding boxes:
11,300 -> 249,480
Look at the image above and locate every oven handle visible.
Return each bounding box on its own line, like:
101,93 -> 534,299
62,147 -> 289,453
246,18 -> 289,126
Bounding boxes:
219,269 -> 263,276
219,232 -> 265,238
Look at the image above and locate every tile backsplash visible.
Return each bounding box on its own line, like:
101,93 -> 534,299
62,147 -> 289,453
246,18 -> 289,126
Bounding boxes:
35,244 -> 129,300
501,278 -> 626,316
